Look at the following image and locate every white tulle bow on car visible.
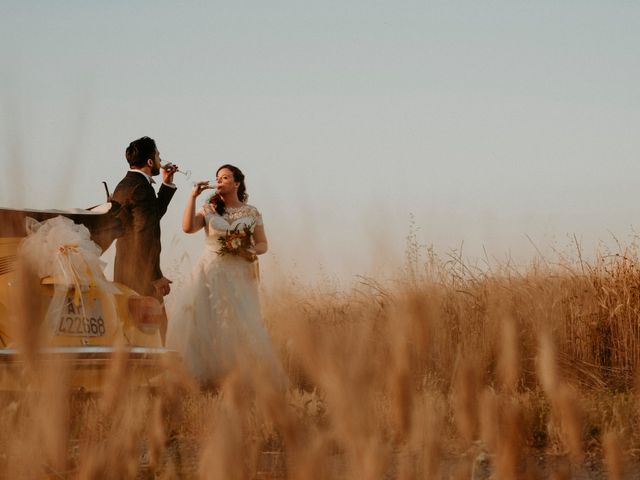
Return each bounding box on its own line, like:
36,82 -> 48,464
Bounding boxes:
18,215 -> 118,332
20,216 -> 111,289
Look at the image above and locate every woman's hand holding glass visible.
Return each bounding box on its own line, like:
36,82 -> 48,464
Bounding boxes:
191,180 -> 216,198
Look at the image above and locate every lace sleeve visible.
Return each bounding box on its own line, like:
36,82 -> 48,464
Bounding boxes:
250,205 -> 263,226
200,204 -> 214,235
200,203 -> 213,216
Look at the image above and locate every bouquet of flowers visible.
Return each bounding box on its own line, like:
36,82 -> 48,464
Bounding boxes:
217,222 -> 257,262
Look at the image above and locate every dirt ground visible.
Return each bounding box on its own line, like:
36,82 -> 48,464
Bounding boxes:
136,441 -> 640,479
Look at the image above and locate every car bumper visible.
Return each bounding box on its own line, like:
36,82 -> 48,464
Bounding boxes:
0,346 -> 181,392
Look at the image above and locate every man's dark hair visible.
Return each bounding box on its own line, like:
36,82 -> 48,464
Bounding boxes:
125,136 -> 157,168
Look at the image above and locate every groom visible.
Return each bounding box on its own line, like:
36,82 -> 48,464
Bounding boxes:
112,136 -> 177,344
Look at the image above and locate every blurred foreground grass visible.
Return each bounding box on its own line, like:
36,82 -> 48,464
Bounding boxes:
4,239 -> 640,479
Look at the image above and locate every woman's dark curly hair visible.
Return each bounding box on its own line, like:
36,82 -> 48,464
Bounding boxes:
208,164 -> 248,215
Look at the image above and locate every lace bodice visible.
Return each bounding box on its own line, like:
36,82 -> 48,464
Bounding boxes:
201,203 -> 263,243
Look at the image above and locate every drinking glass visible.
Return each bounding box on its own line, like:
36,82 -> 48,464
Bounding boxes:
161,161 -> 192,180
192,180 -> 218,191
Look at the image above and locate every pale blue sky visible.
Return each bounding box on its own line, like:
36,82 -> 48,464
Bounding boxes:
2,1 -> 639,284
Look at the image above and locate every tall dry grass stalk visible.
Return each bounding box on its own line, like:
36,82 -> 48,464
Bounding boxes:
5,235 -> 640,477
603,430 -> 624,480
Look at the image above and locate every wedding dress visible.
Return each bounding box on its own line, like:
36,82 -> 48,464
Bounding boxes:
166,203 -> 283,386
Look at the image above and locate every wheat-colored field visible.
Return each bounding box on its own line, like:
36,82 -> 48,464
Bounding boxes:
3,239 -> 640,479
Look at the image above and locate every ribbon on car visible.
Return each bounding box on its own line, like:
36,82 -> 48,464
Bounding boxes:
56,243 -> 91,309
19,216 -> 119,334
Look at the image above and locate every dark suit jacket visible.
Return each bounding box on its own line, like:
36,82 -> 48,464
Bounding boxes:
112,171 -> 176,298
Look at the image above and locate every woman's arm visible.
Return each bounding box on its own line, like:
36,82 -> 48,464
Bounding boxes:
253,224 -> 268,255
182,182 -> 209,234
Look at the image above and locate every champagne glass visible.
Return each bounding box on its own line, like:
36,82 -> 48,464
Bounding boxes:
161,161 -> 192,180
192,180 -> 218,191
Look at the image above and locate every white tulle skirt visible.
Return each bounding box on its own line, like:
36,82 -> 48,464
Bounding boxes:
166,250 -> 283,386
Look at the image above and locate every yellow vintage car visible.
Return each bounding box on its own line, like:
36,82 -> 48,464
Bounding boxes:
0,203 -> 175,392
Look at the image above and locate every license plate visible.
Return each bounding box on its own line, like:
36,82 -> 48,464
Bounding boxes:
56,296 -> 107,337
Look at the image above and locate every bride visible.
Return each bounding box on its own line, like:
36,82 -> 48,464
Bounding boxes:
166,164 -> 283,388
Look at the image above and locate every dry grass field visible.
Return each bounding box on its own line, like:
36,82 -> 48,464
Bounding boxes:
3,235 -> 640,479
